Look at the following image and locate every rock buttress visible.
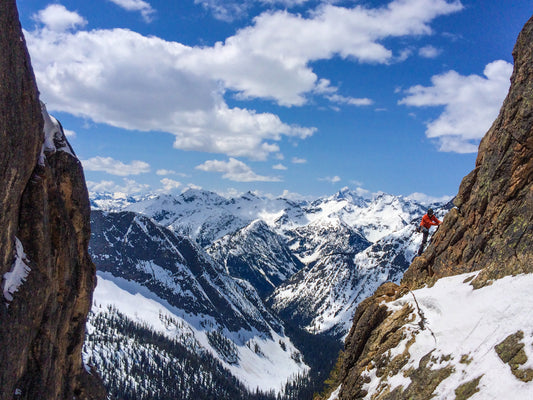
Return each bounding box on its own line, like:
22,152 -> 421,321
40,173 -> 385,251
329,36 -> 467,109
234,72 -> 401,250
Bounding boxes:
333,14 -> 533,400
403,14 -> 533,289
0,1 -> 106,399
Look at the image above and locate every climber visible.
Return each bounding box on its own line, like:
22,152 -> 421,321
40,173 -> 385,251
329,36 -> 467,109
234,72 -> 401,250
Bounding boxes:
417,208 -> 441,256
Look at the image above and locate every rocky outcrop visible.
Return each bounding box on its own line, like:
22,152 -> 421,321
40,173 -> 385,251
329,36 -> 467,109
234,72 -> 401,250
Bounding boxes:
326,14 -> 533,400
403,14 -> 533,290
0,1 -> 105,399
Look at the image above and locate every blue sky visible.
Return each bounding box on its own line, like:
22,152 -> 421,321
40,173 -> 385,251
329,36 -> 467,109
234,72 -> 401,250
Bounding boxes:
17,0 -> 532,201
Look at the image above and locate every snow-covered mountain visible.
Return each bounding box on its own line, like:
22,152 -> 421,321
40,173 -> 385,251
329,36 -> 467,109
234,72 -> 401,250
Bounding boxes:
86,187 -> 448,397
99,187 -> 437,248
89,191 -> 150,211
266,193 -> 448,338
120,189 -> 305,247
207,219 -> 305,298
268,223 -> 420,338
88,210 -> 307,394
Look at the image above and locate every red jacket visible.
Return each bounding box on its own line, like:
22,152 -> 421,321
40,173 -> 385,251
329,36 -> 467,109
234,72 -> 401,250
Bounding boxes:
420,214 -> 441,229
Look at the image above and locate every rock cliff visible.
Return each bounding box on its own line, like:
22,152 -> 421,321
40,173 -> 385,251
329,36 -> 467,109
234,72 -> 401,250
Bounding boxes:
402,14 -> 533,290
326,14 -> 533,400
0,1 -> 105,399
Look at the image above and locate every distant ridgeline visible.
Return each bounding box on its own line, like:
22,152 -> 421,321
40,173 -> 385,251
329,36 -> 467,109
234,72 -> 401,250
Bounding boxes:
321,14 -> 533,400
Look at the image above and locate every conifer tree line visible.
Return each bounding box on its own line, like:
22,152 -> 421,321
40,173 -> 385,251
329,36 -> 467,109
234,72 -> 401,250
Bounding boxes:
84,306 -> 332,400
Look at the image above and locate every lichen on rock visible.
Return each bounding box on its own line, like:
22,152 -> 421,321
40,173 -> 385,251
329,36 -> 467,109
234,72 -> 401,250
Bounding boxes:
495,331 -> 533,383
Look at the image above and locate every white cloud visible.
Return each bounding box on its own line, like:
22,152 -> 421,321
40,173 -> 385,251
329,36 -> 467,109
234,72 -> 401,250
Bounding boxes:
406,192 -> 453,205
82,156 -> 150,176
214,187 -> 243,199
194,0 -> 249,22
349,180 -> 364,187
25,19 -> 314,161
326,94 -> 373,106
272,163 -> 288,170
353,186 -> 371,198
87,178 -> 150,194
181,0 -> 463,106
196,158 -> 281,182
182,183 -> 203,192
26,1 -> 463,160
63,128 -> 76,137
160,178 -> 182,192
32,4 -> 87,32
108,0 -> 155,22
399,60 -> 512,153
320,175 -> 341,183
156,169 -> 176,176
279,189 -> 313,202
418,45 -> 441,58
291,157 -> 307,164
194,0 -> 312,22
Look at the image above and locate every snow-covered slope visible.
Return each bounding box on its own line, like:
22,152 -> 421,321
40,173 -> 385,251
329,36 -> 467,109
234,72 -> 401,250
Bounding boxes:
88,210 -> 307,393
87,187 -> 449,397
86,275 -> 307,394
90,188 -> 447,341
122,190 -> 305,247
207,219 -> 305,298
269,204 -> 448,338
268,223 -> 421,338
284,219 -> 370,265
329,272 -> 533,399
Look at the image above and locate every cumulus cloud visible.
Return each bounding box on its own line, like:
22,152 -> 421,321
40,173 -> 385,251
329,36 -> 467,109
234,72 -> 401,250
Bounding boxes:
32,4 -> 87,32
26,1 -> 463,160
108,0 -> 156,22
160,178 -> 182,192
181,0 -> 463,106
320,175 -> 341,183
418,45 -> 441,58
25,12 -> 314,161
399,60 -> 512,153
87,178 -> 150,194
272,163 -> 288,170
292,157 -> 307,164
196,158 -> 281,182
63,128 -> 76,137
156,169 -> 176,176
82,156 -> 150,176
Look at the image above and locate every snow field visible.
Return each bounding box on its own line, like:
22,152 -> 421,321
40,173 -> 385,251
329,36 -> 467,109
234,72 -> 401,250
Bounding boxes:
361,272 -> 533,399
89,274 -> 308,393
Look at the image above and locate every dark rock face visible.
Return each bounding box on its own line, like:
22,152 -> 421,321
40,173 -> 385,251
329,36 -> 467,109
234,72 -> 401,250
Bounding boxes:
0,1 -> 105,399
403,15 -> 533,289
330,14 -> 533,400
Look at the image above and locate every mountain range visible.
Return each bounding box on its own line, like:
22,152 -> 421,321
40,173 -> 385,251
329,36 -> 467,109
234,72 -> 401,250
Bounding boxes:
85,187 -> 449,397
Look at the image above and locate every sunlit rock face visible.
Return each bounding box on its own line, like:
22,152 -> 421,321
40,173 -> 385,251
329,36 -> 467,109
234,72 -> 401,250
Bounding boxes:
0,1 -> 105,398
